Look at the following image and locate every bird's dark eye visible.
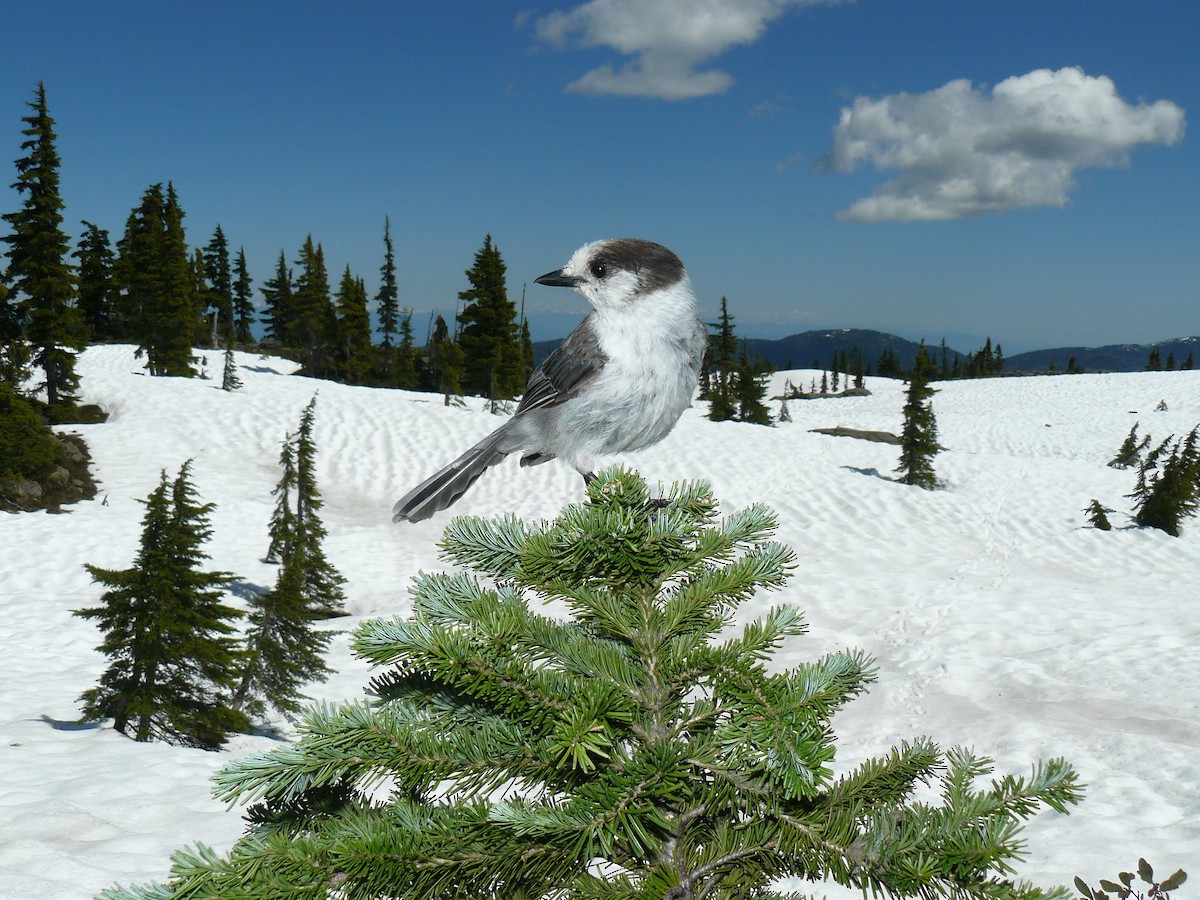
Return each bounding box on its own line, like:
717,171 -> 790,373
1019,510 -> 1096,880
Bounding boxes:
589,261 -> 608,279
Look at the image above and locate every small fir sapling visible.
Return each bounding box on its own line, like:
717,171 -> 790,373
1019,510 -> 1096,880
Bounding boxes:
1108,423 -> 1150,469
1083,500 -> 1113,531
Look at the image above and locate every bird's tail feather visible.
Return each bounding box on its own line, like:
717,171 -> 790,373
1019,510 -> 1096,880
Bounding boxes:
393,429 -> 510,523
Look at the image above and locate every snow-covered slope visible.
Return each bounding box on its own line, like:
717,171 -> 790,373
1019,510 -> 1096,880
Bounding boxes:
2,345 -> 1196,898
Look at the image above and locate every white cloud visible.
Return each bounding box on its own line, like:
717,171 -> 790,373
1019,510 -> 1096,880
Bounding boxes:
822,67 -> 1186,222
529,0 -> 848,100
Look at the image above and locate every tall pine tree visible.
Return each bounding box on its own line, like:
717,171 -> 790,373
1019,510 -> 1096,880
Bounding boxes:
115,183 -> 198,376
203,224 -> 233,345
293,396 -> 347,616
457,234 -> 521,401
74,220 -> 117,342
293,235 -> 334,377
705,296 -> 739,422
334,265 -> 371,384
259,249 -> 295,347
896,342 -> 940,489
74,462 -> 248,749
376,215 -> 399,348
232,246 -> 255,344
232,536 -> 334,720
262,398 -> 347,616
1,82 -> 86,407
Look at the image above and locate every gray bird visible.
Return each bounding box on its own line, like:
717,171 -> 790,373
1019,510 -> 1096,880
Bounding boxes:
392,238 -> 707,523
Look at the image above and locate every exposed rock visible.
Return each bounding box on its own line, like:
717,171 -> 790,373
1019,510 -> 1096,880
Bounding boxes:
809,426 -> 901,445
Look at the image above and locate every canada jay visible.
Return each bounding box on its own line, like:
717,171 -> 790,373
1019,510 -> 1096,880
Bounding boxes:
392,238 -> 707,523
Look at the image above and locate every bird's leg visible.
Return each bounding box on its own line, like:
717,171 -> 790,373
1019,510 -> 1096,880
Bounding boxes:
582,472 -> 596,486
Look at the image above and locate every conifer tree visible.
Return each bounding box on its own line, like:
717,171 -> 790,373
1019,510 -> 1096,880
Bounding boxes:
259,250 -> 295,347
102,468 -> 1082,900
232,247 -> 255,344
2,82 -> 86,407
75,462 -> 248,749
457,234 -> 521,400
262,399 -> 347,613
231,538 -> 334,720
292,396 -> 347,616
877,346 -> 903,378
203,224 -> 233,346
334,265 -> 371,383
1109,423 -> 1149,469
264,430 -> 297,564
1083,500 -> 1113,531
114,184 -> 165,348
293,236 -> 334,377
220,336 -> 241,392
0,282 -> 31,387
394,308 -> 419,389
115,183 -> 197,376
896,343 -> 940,489
74,221 -> 117,341
1128,427 -> 1200,537
427,312 -> 465,405
156,183 -> 200,376
376,215 -> 399,348
706,296 -> 738,422
735,337 -> 772,425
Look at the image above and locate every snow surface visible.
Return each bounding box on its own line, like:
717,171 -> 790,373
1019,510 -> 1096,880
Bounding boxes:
1,345 -> 1197,898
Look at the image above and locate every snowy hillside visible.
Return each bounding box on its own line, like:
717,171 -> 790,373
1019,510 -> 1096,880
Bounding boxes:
1,345 -> 1197,899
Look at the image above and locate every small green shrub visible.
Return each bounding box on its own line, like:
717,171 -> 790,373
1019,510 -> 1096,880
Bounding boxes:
0,382 -> 65,479
1076,860 -> 1186,900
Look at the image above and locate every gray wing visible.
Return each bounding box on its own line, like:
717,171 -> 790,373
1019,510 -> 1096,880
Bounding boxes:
515,313 -> 608,416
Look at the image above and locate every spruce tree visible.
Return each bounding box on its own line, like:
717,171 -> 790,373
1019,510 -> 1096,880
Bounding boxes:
155,183 -> 200,376
232,246 -> 255,343
232,538 -> 334,721
264,430 -> 298,564
394,307 -> 418,390
220,336 -> 242,392
457,234 -> 521,400
293,396 -> 347,616
0,281 -> 31,387
706,296 -> 738,422
75,462 -> 248,749
376,215 -> 399,348
735,337 -> 772,425
114,184 -> 165,348
1128,427 -> 1200,537
115,183 -> 197,376
428,312 -> 465,405
74,221 -> 117,341
262,398 -> 348,615
334,265 -> 371,384
293,236 -> 334,377
1108,423 -> 1148,469
2,82 -> 86,407
203,224 -> 233,346
259,250 -> 295,347
896,343 -> 940,489
1083,499 -> 1113,531
100,468 -> 1082,900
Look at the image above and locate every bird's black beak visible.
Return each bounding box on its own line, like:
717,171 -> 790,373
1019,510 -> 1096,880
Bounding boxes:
535,269 -> 583,288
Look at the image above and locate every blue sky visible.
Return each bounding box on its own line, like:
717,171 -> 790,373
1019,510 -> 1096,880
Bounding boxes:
3,0 -> 1196,353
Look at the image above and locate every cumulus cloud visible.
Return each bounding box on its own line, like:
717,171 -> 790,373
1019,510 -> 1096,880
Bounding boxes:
821,67 -> 1186,222
530,0 -> 847,100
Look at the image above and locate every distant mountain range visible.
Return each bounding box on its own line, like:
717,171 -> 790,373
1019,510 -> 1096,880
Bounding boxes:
534,329 -> 1200,375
